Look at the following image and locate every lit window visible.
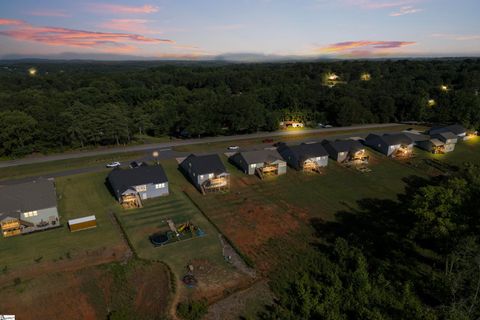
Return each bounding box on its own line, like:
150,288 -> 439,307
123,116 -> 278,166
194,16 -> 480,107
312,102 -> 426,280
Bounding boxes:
250,164 -> 256,168
155,183 -> 166,189
208,173 -> 214,178
135,185 -> 147,192
23,210 -> 38,218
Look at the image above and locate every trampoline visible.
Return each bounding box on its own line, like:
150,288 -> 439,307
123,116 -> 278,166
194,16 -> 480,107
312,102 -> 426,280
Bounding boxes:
150,232 -> 169,246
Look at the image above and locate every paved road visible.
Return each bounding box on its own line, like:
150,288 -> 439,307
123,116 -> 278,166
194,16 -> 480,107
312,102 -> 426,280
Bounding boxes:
0,123 -> 404,169
0,124 -> 406,186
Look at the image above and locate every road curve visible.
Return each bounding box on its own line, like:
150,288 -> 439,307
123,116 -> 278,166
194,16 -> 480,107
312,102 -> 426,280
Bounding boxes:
0,123 -> 404,169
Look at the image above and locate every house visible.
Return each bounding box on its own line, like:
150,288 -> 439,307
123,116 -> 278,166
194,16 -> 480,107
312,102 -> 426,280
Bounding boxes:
428,124 -> 470,140
180,154 -> 230,194
417,138 -> 447,154
277,142 -> 329,172
107,164 -> 169,209
230,149 -> 287,178
280,121 -> 304,129
365,133 -> 414,157
0,179 -> 60,238
68,215 -> 97,232
321,139 -> 369,164
430,132 -> 458,152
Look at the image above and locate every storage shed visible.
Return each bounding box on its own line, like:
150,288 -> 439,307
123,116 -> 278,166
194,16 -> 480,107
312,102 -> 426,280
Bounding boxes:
68,215 -> 97,232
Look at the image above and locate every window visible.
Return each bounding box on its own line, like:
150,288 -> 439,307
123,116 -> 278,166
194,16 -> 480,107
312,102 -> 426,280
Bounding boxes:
199,175 -> 204,179
135,185 -> 147,192
208,173 -> 214,178
250,164 -> 256,168
23,210 -> 38,218
155,183 -> 166,189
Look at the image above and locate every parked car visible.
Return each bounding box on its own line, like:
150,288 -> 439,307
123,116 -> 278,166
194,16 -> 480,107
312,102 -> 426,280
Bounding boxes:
130,161 -> 146,168
262,138 -> 274,143
227,145 -> 240,150
106,161 -> 121,168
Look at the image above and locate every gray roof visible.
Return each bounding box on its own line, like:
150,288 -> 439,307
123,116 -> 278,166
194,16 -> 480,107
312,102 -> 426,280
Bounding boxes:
181,154 -> 227,175
236,149 -> 284,164
0,179 -> 57,218
282,142 -> 328,160
321,139 -> 364,153
402,132 -> 431,142
381,133 -> 414,146
108,165 -> 168,199
429,124 -> 467,136
432,131 -> 458,141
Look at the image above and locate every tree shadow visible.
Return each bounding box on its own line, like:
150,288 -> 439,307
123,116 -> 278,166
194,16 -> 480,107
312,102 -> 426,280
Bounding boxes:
310,174 -> 439,283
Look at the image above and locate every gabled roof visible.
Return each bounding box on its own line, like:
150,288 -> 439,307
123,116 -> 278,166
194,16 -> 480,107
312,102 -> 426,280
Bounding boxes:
282,142 -> 328,160
432,131 -> 458,141
430,139 -> 444,146
108,165 -> 168,198
402,132 -> 431,142
181,154 -> 227,175
322,139 -> 364,153
381,133 -> 414,146
0,179 -> 57,216
236,150 -> 284,164
429,124 -> 467,136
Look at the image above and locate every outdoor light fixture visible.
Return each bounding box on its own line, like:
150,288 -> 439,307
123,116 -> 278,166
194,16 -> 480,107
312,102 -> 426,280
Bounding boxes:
28,67 -> 37,76
361,73 -> 371,81
428,99 -> 436,107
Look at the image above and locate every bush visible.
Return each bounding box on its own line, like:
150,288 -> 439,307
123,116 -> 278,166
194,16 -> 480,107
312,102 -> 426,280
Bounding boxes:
177,299 -> 208,320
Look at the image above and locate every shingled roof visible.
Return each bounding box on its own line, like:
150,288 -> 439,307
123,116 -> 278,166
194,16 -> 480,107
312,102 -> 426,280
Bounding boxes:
321,139 -> 364,153
282,142 -> 328,160
381,133 -> 414,146
181,154 -> 227,175
429,124 -> 467,136
108,165 -> 168,199
236,150 -> 284,164
0,179 -> 57,217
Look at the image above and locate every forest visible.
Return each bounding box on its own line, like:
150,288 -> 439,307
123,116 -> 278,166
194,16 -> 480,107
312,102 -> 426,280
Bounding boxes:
261,164 -> 480,320
0,58 -> 479,157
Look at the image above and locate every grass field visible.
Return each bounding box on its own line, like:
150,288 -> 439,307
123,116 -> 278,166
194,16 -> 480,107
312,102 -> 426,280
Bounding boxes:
0,171 -> 126,273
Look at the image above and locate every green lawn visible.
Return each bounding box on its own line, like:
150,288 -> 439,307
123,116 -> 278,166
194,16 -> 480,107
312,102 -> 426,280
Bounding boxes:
115,159 -> 228,277
0,171 -> 124,270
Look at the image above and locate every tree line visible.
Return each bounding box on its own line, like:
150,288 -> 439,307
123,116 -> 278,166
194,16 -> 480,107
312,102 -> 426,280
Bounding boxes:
0,59 -> 479,157
261,164 -> 480,319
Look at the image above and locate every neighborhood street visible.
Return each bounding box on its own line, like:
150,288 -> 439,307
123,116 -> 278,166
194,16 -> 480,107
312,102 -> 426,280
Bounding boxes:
0,123 -> 404,168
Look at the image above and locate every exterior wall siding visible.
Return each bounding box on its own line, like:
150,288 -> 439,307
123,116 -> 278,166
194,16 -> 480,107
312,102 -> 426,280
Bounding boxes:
444,143 -> 455,153
337,152 -> 348,163
137,182 -> 169,200
22,206 -> 59,226
314,156 -> 329,167
277,162 -> 287,175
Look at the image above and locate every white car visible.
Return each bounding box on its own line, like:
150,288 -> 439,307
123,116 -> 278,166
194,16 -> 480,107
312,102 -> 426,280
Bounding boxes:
227,146 -> 240,150
106,161 -> 121,168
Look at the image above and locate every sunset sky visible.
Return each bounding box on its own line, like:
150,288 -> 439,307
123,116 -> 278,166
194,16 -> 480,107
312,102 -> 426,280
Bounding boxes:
0,0 -> 479,59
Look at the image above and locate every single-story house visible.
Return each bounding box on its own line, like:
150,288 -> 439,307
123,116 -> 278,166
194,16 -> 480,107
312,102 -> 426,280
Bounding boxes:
230,149 -> 287,177
108,164 -> 169,209
321,139 -> 369,164
0,179 -> 60,238
428,124 -> 470,140
365,133 -> 414,157
417,138 -> 447,154
277,142 -> 329,172
180,154 -> 230,194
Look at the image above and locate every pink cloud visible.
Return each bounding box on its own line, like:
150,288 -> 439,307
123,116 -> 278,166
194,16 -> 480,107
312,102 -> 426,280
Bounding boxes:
100,19 -> 152,34
28,9 -> 70,17
389,6 -> 423,16
319,40 -> 416,54
89,3 -> 159,14
0,21 -> 174,52
0,18 -> 25,26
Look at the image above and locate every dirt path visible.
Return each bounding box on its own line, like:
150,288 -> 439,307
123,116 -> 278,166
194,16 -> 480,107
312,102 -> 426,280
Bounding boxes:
218,234 -> 256,278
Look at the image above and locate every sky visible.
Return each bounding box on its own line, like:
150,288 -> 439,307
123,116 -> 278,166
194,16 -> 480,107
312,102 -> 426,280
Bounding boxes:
0,0 -> 479,60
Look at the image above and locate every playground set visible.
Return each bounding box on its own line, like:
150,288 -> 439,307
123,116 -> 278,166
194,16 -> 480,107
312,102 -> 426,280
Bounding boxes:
149,219 -> 205,247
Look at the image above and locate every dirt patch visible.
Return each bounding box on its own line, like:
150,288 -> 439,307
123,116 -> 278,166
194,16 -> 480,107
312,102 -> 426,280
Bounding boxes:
181,259 -> 254,304
0,260 -> 172,320
0,243 -> 129,287
206,280 -> 274,320
131,262 -> 172,317
221,201 -> 302,272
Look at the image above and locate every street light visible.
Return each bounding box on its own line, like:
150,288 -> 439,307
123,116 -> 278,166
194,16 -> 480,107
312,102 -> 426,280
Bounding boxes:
152,151 -> 159,165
